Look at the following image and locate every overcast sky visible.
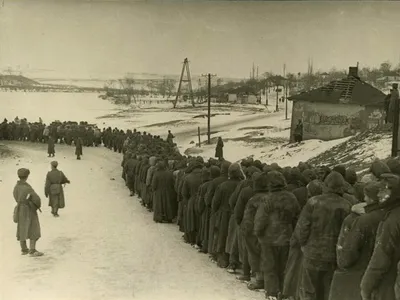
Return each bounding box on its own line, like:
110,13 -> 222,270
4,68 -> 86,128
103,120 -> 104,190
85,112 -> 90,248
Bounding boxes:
1,0 -> 400,79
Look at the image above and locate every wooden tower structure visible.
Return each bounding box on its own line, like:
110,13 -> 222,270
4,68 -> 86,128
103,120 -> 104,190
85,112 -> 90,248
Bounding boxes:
174,58 -> 194,108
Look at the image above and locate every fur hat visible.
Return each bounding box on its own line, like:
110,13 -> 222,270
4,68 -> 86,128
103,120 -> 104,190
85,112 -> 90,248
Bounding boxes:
345,168 -> 358,185
363,181 -> 382,202
307,179 -> 324,197
267,170 -> 287,191
253,172 -> 269,192
370,159 -> 391,179
210,166 -> 221,179
324,171 -> 346,195
17,168 -> 30,178
228,163 -> 243,179
333,165 -> 346,178
386,158 -> 400,176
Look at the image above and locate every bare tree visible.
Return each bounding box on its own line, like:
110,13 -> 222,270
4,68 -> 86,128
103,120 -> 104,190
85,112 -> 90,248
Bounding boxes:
119,76 -> 136,103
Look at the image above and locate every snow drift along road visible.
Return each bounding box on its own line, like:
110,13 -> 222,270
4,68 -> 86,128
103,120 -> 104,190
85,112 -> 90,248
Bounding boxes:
0,142 -> 263,300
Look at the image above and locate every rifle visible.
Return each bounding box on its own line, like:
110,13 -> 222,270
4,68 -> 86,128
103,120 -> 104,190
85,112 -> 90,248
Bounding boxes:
26,194 -> 42,213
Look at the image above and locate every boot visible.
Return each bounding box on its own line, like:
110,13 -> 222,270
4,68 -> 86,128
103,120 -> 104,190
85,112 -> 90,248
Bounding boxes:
236,274 -> 251,282
20,241 -> 29,255
29,250 -> 44,257
29,240 -> 43,257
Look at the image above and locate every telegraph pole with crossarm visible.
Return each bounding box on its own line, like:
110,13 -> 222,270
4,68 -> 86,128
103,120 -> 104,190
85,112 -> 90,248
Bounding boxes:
201,73 -> 217,144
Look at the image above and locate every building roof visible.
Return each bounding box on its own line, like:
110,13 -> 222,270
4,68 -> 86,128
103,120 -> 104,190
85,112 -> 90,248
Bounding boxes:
288,76 -> 385,106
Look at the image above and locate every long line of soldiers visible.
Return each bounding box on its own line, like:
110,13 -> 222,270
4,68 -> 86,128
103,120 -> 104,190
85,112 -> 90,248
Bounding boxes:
0,117 -> 174,155
120,134 -> 400,300
3,116 -> 400,300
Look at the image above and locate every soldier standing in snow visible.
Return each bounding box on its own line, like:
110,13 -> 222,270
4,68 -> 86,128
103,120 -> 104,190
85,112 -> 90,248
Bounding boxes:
215,137 -> 224,160
47,135 -> 55,157
44,161 -> 70,217
294,119 -> 303,143
13,168 -> 43,257
75,136 -> 83,160
167,130 -> 175,144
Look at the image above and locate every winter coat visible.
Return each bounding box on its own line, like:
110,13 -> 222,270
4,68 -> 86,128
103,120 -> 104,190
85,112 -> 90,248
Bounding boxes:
215,139 -> 224,159
329,202 -> 384,300
225,179 -> 251,255
197,180 -> 212,244
152,167 -> 177,222
47,137 -> 55,154
145,157 -> 157,206
297,172 -> 352,268
361,201 -> 400,300
292,186 -> 308,209
182,167 -> 203,233
44,169 -> 70,209
234,185 -> 255,226
124,157 -> 138,181
13,180 -> 41,241
212,175 -> 242,253
254,171 -> 301,246
75,138 -> 83,156
206,163 -> 230,254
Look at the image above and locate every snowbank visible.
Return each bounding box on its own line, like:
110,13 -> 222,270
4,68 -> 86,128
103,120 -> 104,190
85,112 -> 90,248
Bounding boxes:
307,127 -> 392,170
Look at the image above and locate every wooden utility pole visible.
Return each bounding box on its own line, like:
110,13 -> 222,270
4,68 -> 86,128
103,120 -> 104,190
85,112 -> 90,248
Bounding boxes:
392,95 -> 399,157
174,58 -> 194,108
202,73 -> 216,144
283,63 -> 288,120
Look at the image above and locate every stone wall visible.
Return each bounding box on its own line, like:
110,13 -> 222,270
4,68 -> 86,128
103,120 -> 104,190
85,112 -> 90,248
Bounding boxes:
289,101 -> 384,142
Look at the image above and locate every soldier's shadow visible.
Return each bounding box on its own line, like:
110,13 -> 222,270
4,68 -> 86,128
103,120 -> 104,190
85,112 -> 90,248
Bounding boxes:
17,236 -> 73,278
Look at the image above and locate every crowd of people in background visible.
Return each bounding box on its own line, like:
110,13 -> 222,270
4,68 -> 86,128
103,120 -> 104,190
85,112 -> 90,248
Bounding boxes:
2,115 -> 400,300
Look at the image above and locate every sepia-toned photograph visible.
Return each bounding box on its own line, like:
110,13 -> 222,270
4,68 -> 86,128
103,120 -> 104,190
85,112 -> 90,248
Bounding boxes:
1,0 -> 400,299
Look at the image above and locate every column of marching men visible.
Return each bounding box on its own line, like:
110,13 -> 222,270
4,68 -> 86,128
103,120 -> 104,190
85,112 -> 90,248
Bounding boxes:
2,116 -> 400,300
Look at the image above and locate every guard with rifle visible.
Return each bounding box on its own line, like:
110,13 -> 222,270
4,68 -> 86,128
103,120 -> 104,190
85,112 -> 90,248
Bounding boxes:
13,168 -> 44,257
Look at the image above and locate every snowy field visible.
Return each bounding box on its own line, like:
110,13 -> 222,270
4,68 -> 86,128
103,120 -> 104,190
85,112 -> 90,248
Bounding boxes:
0,91 -> 348,165
0,91 -> 356,300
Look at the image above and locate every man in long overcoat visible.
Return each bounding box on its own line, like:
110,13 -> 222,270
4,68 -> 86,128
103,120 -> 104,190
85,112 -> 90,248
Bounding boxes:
241,172 -> 269,290
47,135 -> 55,157
212,163 -> 243,268
13,168 -> 43,257
197,166 -> 220,253
361,173 -> 400,300
152,161 -> 177,223
296,171 -> 352,300
182,160 -> 204,245
44,161 -> 70,217
75,136 -> 83,160
329,181 -> 384,300
215,137 -> 224,160
233,169 -> 259,281
205,161 -> 231,261
254,171 -> 301,300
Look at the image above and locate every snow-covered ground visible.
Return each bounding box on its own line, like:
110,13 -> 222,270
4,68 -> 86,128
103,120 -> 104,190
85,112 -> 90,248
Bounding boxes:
0,142 -> 265,300
1,90 -> 351,167
0,91 -> 389,300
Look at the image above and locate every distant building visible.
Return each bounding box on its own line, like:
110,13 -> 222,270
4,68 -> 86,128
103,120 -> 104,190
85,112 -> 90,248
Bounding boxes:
288,66 -> 386,142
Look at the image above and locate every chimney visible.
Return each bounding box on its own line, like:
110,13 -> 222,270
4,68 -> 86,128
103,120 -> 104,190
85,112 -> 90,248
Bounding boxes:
348,66 -> 360,79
